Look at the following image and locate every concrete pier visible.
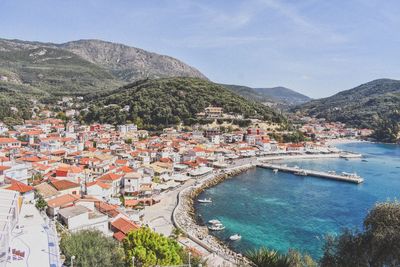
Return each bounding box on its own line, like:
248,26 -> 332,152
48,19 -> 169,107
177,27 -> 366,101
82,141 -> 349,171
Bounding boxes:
257,163 -> 364,184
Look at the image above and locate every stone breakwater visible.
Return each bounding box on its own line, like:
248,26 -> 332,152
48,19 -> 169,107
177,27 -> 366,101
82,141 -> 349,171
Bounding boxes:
173,165 -> 255,266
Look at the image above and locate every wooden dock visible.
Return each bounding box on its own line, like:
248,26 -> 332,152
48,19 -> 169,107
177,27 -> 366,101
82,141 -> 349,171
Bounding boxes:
257,163 -> 364,184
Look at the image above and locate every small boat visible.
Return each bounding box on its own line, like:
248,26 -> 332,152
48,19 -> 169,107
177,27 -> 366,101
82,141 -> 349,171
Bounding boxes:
229,234 -> 242,241
362,159 -> 368,162
198,198 -> 212,203
208,219 -> 221,225
208,223 -> 225,231
273,169 -> 279,174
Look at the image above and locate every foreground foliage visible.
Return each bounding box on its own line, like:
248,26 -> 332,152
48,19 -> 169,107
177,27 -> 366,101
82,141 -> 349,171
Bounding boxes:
60,229 -> 124,267
246,247 -> 316,267
123,227 -> 184,267
321,201 -> 400,267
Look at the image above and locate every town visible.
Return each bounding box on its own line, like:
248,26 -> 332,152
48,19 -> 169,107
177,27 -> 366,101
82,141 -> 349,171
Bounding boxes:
0,107 -> 370,266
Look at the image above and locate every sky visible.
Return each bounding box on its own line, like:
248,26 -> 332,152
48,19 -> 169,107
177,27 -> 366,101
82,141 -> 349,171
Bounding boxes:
1,0 -> 400,98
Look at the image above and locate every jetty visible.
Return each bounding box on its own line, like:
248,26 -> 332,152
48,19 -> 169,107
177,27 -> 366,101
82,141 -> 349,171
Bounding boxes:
257,163 -> 364,184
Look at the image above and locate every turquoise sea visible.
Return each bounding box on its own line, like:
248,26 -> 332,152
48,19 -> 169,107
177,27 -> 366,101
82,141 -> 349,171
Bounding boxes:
195,143 -> 400,258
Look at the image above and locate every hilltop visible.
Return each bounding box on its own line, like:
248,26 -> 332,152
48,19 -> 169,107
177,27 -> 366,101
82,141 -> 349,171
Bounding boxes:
82,77 -> 285,130
254,86 -> 311,105
60,39 -> 207,82
294,79 -> 400,129
0,37 -> 209,123
0,38 -> 207,96
221,84 -> 310,108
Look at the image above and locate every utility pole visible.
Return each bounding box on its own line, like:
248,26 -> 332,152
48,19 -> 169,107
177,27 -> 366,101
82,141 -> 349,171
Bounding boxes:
71,255 -> 76,267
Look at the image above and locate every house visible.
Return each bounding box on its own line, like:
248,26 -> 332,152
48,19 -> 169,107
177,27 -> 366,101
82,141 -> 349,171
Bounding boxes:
204,107 -> 223,118
110,216 -> 140,241
86,180 -> 112,200
0,138 -> 21,149
0,123 -> 8,135
4,163 -> 31,184
97,173 -> 123,196
57,205 -> 109,233
35,182 -> 60,200
50,179 -> 81,195
46,194 -> 80,217
5,178 -> 35,202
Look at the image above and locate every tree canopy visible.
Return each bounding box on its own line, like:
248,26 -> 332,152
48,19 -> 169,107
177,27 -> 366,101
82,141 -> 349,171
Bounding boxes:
321,201 -> 400,267
122,227 -> 184,267
60,229 -> 124,267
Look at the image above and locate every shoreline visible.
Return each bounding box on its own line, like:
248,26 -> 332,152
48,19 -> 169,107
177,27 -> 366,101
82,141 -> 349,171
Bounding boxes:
172,151 -> 364,265
173,164 -> 255,266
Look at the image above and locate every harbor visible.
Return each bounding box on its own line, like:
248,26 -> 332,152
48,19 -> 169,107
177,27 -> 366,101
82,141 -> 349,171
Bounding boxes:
257,163 -> 364,184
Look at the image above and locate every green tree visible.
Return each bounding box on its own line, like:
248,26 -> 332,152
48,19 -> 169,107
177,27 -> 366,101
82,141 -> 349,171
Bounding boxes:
123,227 -> 184,267
60,229 -> 124,267
321,201 -> 400,267
35,192 -> 47,212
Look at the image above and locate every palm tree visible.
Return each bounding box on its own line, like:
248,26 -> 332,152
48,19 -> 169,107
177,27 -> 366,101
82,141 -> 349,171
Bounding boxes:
246,247 -> 291,267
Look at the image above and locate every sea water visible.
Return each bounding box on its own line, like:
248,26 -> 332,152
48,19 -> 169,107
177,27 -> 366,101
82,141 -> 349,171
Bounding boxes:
195,143 -> 400,258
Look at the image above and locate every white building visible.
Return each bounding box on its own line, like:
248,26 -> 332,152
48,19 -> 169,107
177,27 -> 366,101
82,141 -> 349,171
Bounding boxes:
57,205 -> 109,234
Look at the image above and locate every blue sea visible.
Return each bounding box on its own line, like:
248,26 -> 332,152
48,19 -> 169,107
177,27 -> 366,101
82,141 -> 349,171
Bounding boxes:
195,143 -> 400,258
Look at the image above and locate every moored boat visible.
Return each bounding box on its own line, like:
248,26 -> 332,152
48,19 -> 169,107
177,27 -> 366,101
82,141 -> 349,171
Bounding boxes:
198,198 -> 212,203
208,223 -> 225,231
229,234 -> 242,241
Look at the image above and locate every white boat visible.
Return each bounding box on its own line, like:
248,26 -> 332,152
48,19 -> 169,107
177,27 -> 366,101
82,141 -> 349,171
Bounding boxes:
208,219 -> 221,224
273,169 -> 279,174
198,198 -> 212,203
229,234 -> 242,241
208,223 -> 225,231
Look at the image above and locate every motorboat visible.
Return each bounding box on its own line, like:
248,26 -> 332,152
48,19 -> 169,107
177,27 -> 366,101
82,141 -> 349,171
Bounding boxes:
198,198 -> 212,203
229,234 -> 242,241
208,219 -> 221,224
208,223 -> 225,231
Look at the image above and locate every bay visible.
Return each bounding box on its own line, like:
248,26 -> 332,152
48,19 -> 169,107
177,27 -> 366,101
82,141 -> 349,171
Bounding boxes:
195,143 -> 400,258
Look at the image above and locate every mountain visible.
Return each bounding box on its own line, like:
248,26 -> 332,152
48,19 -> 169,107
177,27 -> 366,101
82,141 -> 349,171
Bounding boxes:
221,84 -> 310,108
219,84 -> 271,103
294,79 -> 400,128
254,87 -> 311,105
0,39 -> 122,96
82,77 -> 285,130
0,38 -> 207,96
59,39 -> 207,82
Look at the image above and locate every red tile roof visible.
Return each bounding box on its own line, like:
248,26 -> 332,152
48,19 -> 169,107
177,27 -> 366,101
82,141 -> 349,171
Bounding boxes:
97,173 -> 123,182
113,231 -> 126,242
111,217 -> 139,235
47,194 -> 80,207
5,178 -> 34,193
50,179 -> 80,191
